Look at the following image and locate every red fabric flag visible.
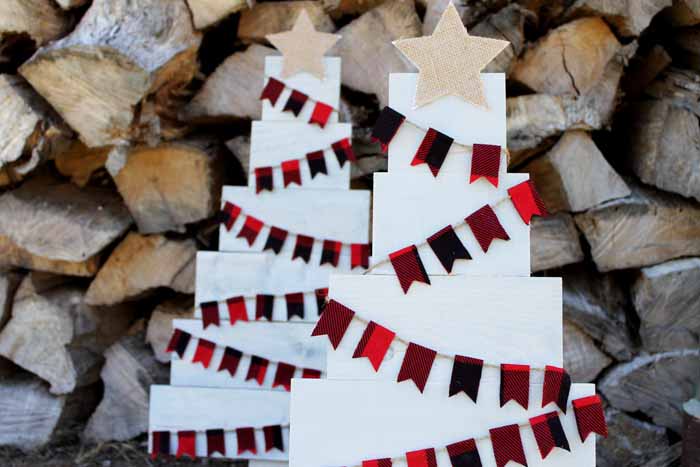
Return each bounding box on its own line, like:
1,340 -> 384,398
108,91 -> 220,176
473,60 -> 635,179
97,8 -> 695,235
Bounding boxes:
470,144 -> 501,187
176,430 -> 196,458
397,342 -> 437,393
508,180 -> 548,224
309,101 -> 334,128
572,395 -> 608,441
351,243 -> 370,269
500,363 -> 530,409
256,294 -> 274,321
406,448 -> 438,467
530,411 -> 570,459
321,239 -> 342,267
352,321 -> 395,371
542,365 -> 571,413
446,438 -> 482,467
255,167 -> 274,193
237,215 -> 264,246
490,424 -> 527,467
311,299 -> 355,349
263,425 -> 284,452
151,431 -> 170,459
246,355 -> 269,385
389,245 -> 431,294
285,292 -> 304,320
283,89 -> 308,116
217,346 -> 242,376
292,234 -> 314,263
206,429 -> 226,456
236,427 -> 257,454
332,138 -> 356,167
166,329 -> 191,358
226,296 -> 248,324
302,368 -> 322,379
465,205 -> 510,253
273,362 -> 296,391
192,338 -> 216,369
221,201 -> 242,231
263,226 -> 288,254
260,77 -> 285,105
282,159 -> 302,187
411,128 -> 453,176
200,301 -> 220,328
363,459 -> 393,467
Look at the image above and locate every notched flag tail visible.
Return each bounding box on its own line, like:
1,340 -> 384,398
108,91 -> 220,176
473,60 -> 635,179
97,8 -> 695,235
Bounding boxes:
332,138 -> 356,167
406,447 -> 437,467
206,429 -> 226,457
263,425 -> 284,452
309,101 -> 333,128
306,150 -> 327,178
283,89 -> 308,116
264,226 -> 288,254
221,201 -> 242,231
246,355 -> 269,386
237,215 -> 264,246
352,321 -> 396,371
151,431 -> 170,459
226,296 -> 248,324
315,287 -> 328,314
449,355 -> 483,402
260,77 -> 285,105
446,438 -> 482,467
285,292 -> 305,320
256,294 -> 274,321
470,144 -> 501,187
508,179 -> 548,225
427,225 -> 471,273
321,239 -> 342,267
389,244 -> 431,294
490,424 -> 527,467
543,365 -> 571,413
372,106 -> 405,152
200,301 -> 220,328
311,299 -> 355,349
293,234 -> 314,263
273,362 -> 296,391
218,346 -> 242,376
363,459 -> 393,467
236,427 -> 257,455
397,342 -> 437,393
500,364 -> 530,409
411,128 -> 453,177
192,338 -> 216,368
255,167 -> 274,193
572,395 -> 608,442
530,411 -> 570,459
466,205 -> 510,253
176,430 -> 196,458
166,329 -> 191,358
351,243 -> 370,269
282,159 -> 302,187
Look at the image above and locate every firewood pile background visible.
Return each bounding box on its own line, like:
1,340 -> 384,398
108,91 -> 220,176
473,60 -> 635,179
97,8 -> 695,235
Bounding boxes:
0,0 -> 698,466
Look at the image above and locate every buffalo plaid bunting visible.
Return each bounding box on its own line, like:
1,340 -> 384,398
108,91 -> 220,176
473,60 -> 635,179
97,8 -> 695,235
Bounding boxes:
264,226 -> 288,254
321,239 -> 342,266
466,205 -> 510,252
397,342 -> 437,393
285,292 -> 305,320
389,245 -> 431,294
372,106 -> 406,152
302,368 -> 322,378
363,459 -> 393,467
427,225 -> 471,273
255,167 -> 274,193
166,329 -> 191,358
411,128 -> 453,176
315,288 -> 328,313
489,424 -> 527,467
309,101 -> 333,127
201,301 -> 220,329
530,411 -> 570,459
449,355 -> 483,402
256,294 -> 274,321
470,144 -> 501,187
332,138 -> 356,167
543,365 -> 572,413
237,215 -> 264,246
192,338 -> 216,368
246,355 -> 269,386
283,89 -> 308,116
352,321 -> 395,371
446,438 -> 482,467
206,429 -> 226,457
221,201 -> 242,231
263,425 -> 284,452
218,346 -> 242,376
293,234 -> 314,263
572,395 -> 608,441
351,243 -> 370,269
311,299 -> 355,349
260,77 -> 285,105
151,431 -> 170,459
273,362 -> 296,391
236,427 -> 257,454
508,180 -> 548,224
306,150 -> 327,178
500,364 -> 530,409
176,430 -> 196,458
406,448 -> 437,467
282,159 -> 302,187
226,296 -> 248,324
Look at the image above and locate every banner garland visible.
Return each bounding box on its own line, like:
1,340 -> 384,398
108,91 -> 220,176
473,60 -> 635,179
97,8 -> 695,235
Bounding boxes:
312,299 -> 571,411
220,201 -> 370,269
372,106 -> 507,184
166,328 -> 323,391
252,137 -> 356,194
260,77 -> 338,128
346,396 -> 606,467
151,423 -> 289,459
363,180 -> 548,293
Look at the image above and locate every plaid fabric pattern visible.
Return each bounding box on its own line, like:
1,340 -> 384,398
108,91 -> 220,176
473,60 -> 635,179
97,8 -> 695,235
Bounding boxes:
272,362 -> 296,391
306,150 -> 328,178
151,431 -> 170,459
255,166 -> 274,193
293,234 -> 314,263
192,338 -> 216,368
245,355 -> 269,386
449,355 -> 484,402
332,138 -> 356,167
263,425 -> 284,452
302,368 -> 322,379
309,101 -> 334,127
285,292 -> 305,320
263,226 -> 288,254
352,321 -> 396,371
363,459 -> 393,467
311,299 -> 355,349
166,329 -> 191,358
572,395 -> 608,441
200,301 -> 220,329
320,239 -> 342,266
351,243 -> 370,269
282,159 -> 302,187
221,201 -> 242,231
411,128 -> 453,176
372,106 -> 406,152
542,365 -> 571,413
500,364 -> 530,409
397,342 -> 437,393
465,205 -> 510,252
427,225 -> 471,273
255,294 -> 274,321
237,215 -> 264,246
176,430 -> 196,459
406,448 -> 438,467
226,296 -> 248,324
470,144 -> 501,187
206,429 -> 226,456
260,77 -> 285,105
236,427 -> 257,454
217,346 -> 242,376
283,89 -> 308,116
446,438 -> 482,467
489,424 -> 527,467
389,244 -> 431,294
530,411 -> 570,459
507,179 -> 548,225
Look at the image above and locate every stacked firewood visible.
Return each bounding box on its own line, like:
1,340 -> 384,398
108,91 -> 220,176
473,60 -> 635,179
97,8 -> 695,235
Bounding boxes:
0,0 -> 698,466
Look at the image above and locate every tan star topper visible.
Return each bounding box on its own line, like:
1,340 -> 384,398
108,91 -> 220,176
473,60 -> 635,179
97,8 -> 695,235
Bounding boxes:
394,3 -> 509,108
266,10 -> 341,80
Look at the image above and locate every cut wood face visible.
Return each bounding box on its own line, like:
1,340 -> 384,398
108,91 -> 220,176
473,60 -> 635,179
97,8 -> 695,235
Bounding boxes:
262,57 -> 341,124
195,251 -> 333,322
149,385 -> 290,461
249,121 -> 352,190
170,320 -> 325,390
289,379 -> 596,466
324,274 -> 563,384
371,171 -> 530,275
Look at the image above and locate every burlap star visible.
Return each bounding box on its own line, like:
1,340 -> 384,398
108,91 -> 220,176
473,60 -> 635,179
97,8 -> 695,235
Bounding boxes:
394,3 -> 509,108
266,10 -> 341,80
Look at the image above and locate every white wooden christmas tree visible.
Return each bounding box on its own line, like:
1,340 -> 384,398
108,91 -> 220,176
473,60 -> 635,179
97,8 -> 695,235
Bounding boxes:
289,5 -> 606,467
148,11 -> 370,464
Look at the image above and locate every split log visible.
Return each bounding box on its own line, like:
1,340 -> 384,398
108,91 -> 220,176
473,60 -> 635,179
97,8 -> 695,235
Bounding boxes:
683,399 -> 700,466
563,321 -> 611,382
530,212 -> 584,272
562,266 -> 635,360
183,44 -> 275,122
0,274 -> 135,395
0,0 -> 71,47
632,257 -> 700,353
664,0 -> 700,26
0,272 -> 21,332
599,348 -> 700,432
55,0 -> 88,9
225,135 -> 251,176
84,330 -> 169,442
146,297 -> 194,363
321,0 -> 387,17
422,0 -> 510,34
187,0 -> 250,30
574,182 -> 700,272
472,4 -> 533,74
598,408 -> 675,467
238,1 -> 335,44
85,233 -> 196,306
19,0 -> 202,148
622,45 -> 672,100
107,140 -> 224,234
524,131 -> 630,213
564,0 -> 672,37
331,0 -> 422,107
0,177 -> 132,276
510,17 -> 621,96
53,140 -> 110,188
669,29 -> 700,71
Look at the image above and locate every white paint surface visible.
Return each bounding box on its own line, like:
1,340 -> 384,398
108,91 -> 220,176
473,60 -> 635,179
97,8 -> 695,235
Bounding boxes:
170,319 -> 326,390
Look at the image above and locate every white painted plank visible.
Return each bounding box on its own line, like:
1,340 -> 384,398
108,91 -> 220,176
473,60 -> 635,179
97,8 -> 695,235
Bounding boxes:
149,385 -> 290,461
387,73 -> 507,173
371,171 -> 530,275
324,275 -> 562,383
170,319 -> 325,390
249,121 -> 351,189
250,461 -> 288,467
262,57 -> 340,124
195,251 -> 334,322
289,379 -> 596,467
218,187 -> 370,265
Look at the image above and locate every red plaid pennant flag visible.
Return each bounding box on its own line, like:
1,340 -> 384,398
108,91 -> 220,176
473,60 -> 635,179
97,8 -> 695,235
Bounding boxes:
237,215 -> 264,246
489,424 -> 527,467
263,425 -> 284,452
306,150 -> 327,178
293,234 -> 314,263
389,245 -> 431,294
321,239 -> 342,267
206,429 -> 226,456
449,355 -> 483,402
302,368 -> 322,378
283,89 -> 308,116
282,159 -> 302,187
530,411 -> 570,459
192,338 -> 216,368
470,144 -> 501,187
397,342 -> 436,393
260,77 -> 285,105
427,225 -> 471,273
508,179 -> 548,224
406,447 -> 437,467
217,346 -> 242,376
255,167 -> 274,193
542,365 -> 572,413
352,321 -> 395,371
500,364 -> 530,409
200,301 -> 219,329
332,138 -> 356,167
351,243 -> 370,269
285,292 -> 304,320
465,205 -> 510,252
572,395 -> 608,441
311,299 -> 355,349
221,201 -> 242,231
446,438 -> 482,467
363,459 -> 393,467
166,329 -> 191,358
309,101 -> 333,127
372,106 -> 405,152
263,226 -> 288,254
411,128 -> 453,176
226,296 -> 248,324
273,362 -> 296,391
246,355 -> 269,385
255,294 -> 274,321
176,430 -> 196,458
151,431 -> 170,459
236,427 -> 257,454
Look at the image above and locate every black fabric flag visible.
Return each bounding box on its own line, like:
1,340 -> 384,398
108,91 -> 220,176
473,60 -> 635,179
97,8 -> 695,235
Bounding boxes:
264,227 -> 288,254
411,128 -> 454,176
449,355 -> 483,402
372,106 -> 405,152
427,225 -> 471,273
306,150 -> 327,178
